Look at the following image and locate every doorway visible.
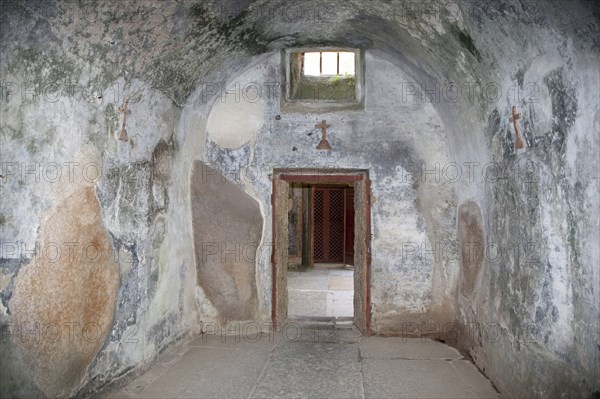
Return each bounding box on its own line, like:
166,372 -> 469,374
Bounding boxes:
287,184 -> 355,320
271,171 -> 371,334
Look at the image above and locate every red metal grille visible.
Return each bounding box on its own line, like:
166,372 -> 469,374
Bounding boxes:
313,188 -> 344,263
314,189 -> 324,260
328,189 -> 344,261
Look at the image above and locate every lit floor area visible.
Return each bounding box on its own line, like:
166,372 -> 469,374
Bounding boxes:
288,264 -> 354,319
104,324 -> 499,399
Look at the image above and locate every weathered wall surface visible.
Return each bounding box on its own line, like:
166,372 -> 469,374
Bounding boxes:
10,183 -> 120,398
201,52 -> 459,331
453,7 -> 600,396
1,0 -> 598,397
190,161 -> 261,321
0,2 -> 200,395
0,74 -> 197,397
190,1 -> 599,397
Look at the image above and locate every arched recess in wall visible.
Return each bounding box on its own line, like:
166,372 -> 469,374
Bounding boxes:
184,53 -> 275,322
189,160 -> 262,321
183,32 -> 472,327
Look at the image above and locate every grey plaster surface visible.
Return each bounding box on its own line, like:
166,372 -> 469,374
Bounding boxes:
104,329 -> 498,399
2,1 -> 597,397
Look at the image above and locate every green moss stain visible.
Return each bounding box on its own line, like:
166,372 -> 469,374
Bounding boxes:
450,25 -> 482,62
1,126 -> 24,140
543,68 -> 578,153
104,103 -> 119,139
188,4 -> 265,53
7,48 -> 81,97
293,75 -> 356,101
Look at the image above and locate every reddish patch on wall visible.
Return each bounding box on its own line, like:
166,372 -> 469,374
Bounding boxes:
10,187 -> 120,397
457,201 -> 485,296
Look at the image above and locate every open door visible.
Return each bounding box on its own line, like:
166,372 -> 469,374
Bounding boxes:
271,178 -> 289,330
353,179 -> 371,335
272,172 -> 370,334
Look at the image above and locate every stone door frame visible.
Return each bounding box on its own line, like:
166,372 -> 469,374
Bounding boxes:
271,169 -> 372,335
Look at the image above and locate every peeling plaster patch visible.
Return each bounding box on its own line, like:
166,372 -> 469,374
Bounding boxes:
195,286 -> 219,324
538,191 -> 574,354
190,161 -> 261,320
457,201 -> 484,296
10,186 -> 120,398
207,96 -> 265,148
206,69 -> 266,149
450,24 -> 481,62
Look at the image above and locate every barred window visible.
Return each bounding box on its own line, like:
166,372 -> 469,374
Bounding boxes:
283,48 -> 364,112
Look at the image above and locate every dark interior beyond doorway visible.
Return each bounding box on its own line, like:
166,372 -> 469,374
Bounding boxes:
288,183 -> 355,269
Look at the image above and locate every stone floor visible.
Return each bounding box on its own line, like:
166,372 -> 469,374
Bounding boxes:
288,264 -> 354,318
104,324 -> 499,399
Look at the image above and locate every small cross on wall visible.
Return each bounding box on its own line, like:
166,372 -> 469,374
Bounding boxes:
315,119 -> 332,150
117,98 -> 131,142
509,105 -> 526,150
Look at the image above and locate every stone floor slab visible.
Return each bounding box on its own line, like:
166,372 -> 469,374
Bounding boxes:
278,323 -> 362,344
288,266 -> 354,318
274,340 -> 359,362
360,337 -> 463,359
328,274 -> 354,290
449,359 -> 499,398
105,332 -> 499,399
362,358 -> 496,398
288,290 -> 330,318
252,342 -> 363,399
288,275 -> 329,290
124,347 -> 269,399
332,300 -> 353,317
251,357 -> 363,399
189,331 -> 279,351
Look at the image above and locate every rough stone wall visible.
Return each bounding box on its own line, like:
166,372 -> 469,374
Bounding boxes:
201,52 -> 459,332
190,161 -> 261,322
187,0 -> 599,396
452,3 -> 600,397
0,74 -> 196,396
10,183 -> 120,398
0,0 -> 598,397
0,1 -> 200,394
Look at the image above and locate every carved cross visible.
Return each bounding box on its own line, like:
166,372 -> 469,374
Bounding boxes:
315,119 -> 332,150
509,105 -> 525,150
315,119 -> 330,135
117,98 -> 131,142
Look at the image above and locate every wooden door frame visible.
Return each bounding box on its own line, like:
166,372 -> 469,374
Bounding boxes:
271,170 -> 372,335
343,187 -> 355,266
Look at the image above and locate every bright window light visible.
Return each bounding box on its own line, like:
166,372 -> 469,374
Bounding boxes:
303,52 -> 321,76
339,52 -> 355,75
321,52 -> 338,75
302,51 -> 356,76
